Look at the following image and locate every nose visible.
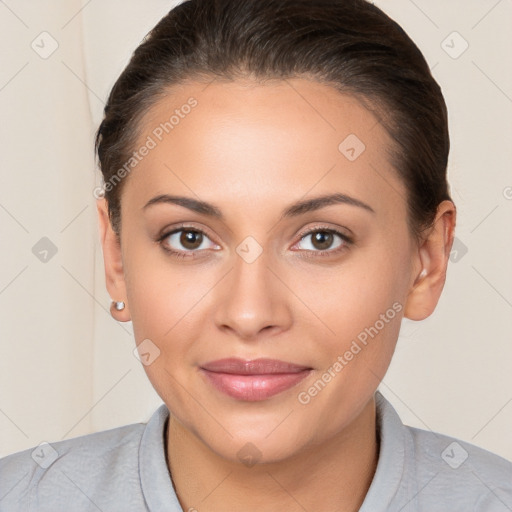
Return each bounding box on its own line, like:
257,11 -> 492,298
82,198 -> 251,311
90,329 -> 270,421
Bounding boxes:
212,248 -> 293,342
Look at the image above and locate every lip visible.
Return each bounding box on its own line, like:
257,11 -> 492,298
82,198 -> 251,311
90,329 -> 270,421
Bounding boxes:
199,358 -> 312,401
201,358 -> 311,374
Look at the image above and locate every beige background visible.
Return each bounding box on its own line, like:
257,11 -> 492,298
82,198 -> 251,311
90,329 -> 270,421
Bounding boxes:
0,0 -> 511,461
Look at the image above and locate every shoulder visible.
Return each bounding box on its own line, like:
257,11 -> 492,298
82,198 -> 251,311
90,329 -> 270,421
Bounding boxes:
0,419 -> 147,512
404,422 -> 512,510
367,392 -> 512,512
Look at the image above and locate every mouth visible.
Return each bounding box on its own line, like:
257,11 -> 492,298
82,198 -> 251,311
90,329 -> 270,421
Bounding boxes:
199,358 -> 313,401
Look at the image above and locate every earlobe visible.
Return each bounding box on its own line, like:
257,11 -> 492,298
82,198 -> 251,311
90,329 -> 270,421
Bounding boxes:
403,200 -> 456,321
96,198 -> 131,322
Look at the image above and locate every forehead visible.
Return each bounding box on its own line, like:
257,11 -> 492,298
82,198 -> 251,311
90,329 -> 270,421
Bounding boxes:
124,78 -> 407,220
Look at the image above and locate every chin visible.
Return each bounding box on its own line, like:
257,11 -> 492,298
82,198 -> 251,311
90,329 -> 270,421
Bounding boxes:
199,422 -> 311,466
227,437 -> 306,467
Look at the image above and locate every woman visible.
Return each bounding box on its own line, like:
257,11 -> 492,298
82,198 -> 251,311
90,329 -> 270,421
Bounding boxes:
1,0 -> 511,510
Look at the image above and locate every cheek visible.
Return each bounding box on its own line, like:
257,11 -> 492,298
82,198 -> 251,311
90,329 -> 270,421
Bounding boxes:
123,247 -> 219,349
123,254 -> 205,411
312,278 -> 402,383
293,239 -> 406,337
292,236 -> 408,390
123,238 -> 179,314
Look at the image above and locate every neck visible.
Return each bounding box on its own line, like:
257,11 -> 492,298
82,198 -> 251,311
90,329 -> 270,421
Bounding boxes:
166,395 -> 379,512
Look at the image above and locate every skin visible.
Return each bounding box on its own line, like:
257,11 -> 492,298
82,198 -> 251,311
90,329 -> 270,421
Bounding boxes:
97,78 -> 456,511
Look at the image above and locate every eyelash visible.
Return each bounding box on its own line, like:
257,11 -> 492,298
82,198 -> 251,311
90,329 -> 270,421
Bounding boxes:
157,223 -> 353,260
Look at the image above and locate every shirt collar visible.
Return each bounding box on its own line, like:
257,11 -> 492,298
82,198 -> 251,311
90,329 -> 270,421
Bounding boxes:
359,390 -> 406,511
139,403 -> 182,512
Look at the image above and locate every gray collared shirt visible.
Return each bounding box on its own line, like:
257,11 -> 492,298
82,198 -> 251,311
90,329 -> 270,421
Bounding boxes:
1,391 -> 511,511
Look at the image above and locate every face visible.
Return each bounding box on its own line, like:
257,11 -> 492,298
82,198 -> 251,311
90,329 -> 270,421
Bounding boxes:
104,78 -> 423,463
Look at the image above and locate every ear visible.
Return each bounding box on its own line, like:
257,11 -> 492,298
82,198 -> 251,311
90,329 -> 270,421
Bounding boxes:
96,198 -> 131,322
403,200 -> 456,321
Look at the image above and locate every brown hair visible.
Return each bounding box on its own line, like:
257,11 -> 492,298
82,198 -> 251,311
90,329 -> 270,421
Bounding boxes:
95,0 -> 452,243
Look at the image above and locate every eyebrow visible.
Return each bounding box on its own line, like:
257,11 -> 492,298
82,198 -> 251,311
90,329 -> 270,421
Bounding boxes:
142,192 -> 375,219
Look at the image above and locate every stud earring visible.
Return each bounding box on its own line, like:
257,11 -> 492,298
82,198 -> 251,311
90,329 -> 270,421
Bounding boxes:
114,301 -> 125,311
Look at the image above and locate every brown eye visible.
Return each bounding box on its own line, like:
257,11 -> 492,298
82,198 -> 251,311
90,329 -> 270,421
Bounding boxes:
159,227 -> 218,256
293,228 -> 352,258
310,231 -> 334,251
180,230 -> 203,250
